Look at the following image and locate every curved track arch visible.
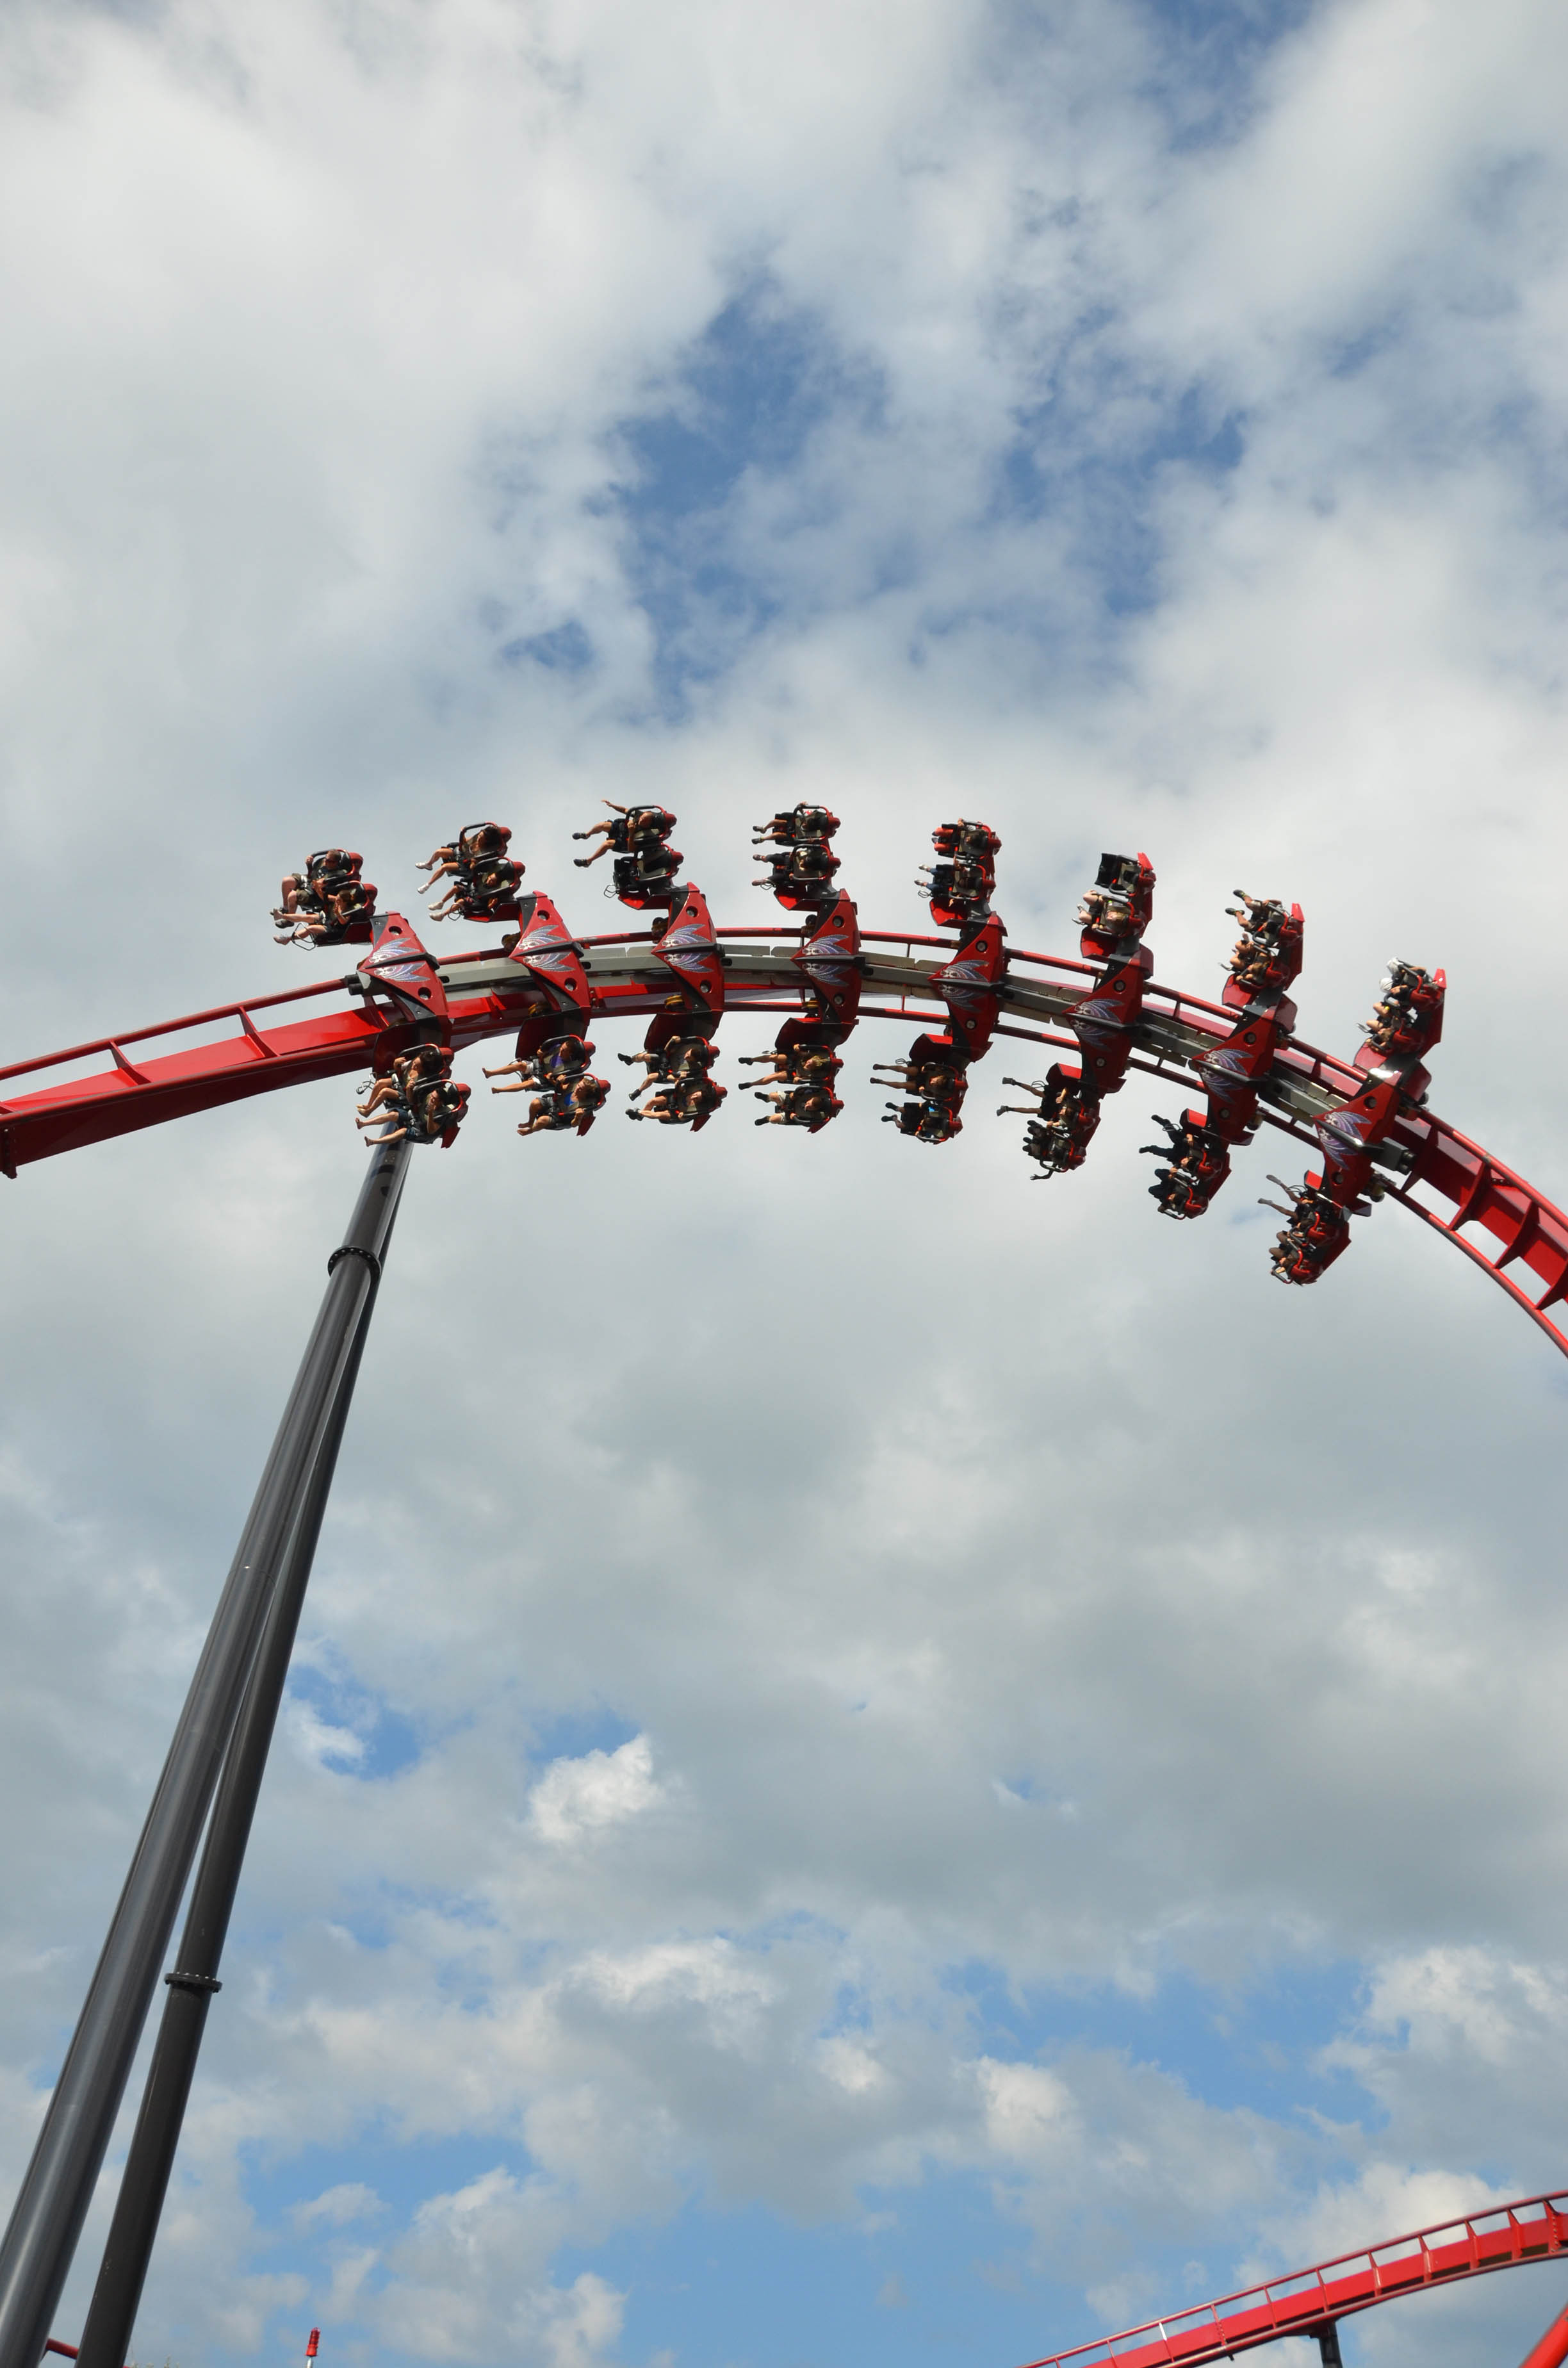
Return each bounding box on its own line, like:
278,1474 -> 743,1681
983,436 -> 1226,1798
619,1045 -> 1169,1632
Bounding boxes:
1017,2189 -> 1568,2368
2,908 -> 1565,1356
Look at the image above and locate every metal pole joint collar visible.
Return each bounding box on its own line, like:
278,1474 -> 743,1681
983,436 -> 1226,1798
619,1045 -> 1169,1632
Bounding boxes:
326,1243 -> 381,1281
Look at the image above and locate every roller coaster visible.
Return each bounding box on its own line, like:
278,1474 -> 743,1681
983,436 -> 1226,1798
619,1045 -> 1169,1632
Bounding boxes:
1,803 -> 1564,2368
3,805 -> 1567,1348
1020,2189 -> 1568,2368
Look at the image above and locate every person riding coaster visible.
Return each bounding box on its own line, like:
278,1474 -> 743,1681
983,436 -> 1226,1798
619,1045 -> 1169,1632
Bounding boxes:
742,1044 -> 841,1090
1076,851 -> 1154,951
933,819 -> 1000,865
751,803 -> 840,847
1363,960 -> 1442,1057
999,1068 -> 1101,1176
512,1073 -> 611,1137
1258,1175 -> 1353,1283
273,850 -> 367,937
356,1043 -> 452,1125
880,1048 -> 968,1142
1225,891 -> 1289,944
756,1085 -> 842,1128
754,842 -> 840,892
920,857 -> 990,910
1138,1111 -> 1228,1185
619,1036 -> 715,1099
419,822 -> 513,887
1219,889 -> 1303,1003
484,1033 -> 596,1094
1148,1165 -> 1207,1217
628,1073 -> 726,1125
1075,883 -> 1134,941
610,841 -> 684,907
872,1056 -> 960,1101
274,848 -> 350,921
917,818 -> 1000,924
882,1095 -> 962,1143
358,1069 -> 471,1147
572,802 -> 676,866
427,851 -> 526,923
277,873 -> 377,947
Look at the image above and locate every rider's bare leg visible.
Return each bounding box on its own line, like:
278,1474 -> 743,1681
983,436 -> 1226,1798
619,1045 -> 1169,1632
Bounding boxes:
572,802 -> 628,843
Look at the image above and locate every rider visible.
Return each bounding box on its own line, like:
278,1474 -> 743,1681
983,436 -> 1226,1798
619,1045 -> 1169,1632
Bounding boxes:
514,1073 -> 611,1136
742,1044 -> 840,1090
620,1037 -> 714,1099
279,875 -> 377,946
359,1073 -> 470,1146
573,802 -> 676,866
753,1085 -> 838,1127
357,1044 -> 451,1125
420,822 -> 513,887
274,849 -> 362,933
485,1035 -> 596,1094
429,851 -> 525,922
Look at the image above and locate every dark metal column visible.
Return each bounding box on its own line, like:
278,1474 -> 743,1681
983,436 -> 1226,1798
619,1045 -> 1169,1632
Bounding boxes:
1316,2324 -> 1343,2368
0,1143 -> 409,2368
74,1205 -> 391,2368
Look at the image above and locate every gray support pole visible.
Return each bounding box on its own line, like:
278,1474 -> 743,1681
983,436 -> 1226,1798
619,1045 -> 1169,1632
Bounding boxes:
0,1143 -> 409,2368
74,1212 -> 390,2368
1317,2324 -> 1343,2368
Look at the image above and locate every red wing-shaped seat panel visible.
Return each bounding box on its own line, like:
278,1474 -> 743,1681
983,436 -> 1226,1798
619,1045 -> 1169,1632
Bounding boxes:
1316,1076 -> 1401,1204
930,913 -> 1006,1061
1070,948 -> 1148,1096
1197,1010 -> 1286,1142
653,884 -> 726,1012
359,912 -> 449,1028
506,892 -> 592,1011
792,891 -> 862,1030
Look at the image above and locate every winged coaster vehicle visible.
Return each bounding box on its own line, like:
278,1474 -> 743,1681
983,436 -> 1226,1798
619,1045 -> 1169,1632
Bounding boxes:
0,803 -> 1564,1354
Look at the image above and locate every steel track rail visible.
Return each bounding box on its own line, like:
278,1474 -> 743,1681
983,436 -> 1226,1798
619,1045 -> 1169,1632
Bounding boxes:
3,926 -> 1565,1356
1016,2188 -> 1568,2368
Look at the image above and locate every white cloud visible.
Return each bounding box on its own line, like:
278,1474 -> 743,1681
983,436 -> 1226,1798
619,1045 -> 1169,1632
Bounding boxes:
375,2167 -> 625,2368
3,2 -> 1568,2365
530,1736 -> 663,1846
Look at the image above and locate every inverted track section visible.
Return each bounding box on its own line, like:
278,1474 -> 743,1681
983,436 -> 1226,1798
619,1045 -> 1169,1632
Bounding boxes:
1020,2191 -> 1568,2368
3,925 -> 1566,1357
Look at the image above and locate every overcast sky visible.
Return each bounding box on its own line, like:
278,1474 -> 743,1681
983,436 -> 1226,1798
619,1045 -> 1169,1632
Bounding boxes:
3,3 -> 1568,2367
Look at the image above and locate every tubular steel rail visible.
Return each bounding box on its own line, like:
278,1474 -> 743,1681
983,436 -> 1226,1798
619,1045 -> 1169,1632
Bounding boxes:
1018,2191 -> 1568,2368
3,924 -> 1565,1358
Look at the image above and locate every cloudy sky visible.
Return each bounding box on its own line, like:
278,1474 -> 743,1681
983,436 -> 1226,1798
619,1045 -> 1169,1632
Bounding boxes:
4,1 -> 1568,2365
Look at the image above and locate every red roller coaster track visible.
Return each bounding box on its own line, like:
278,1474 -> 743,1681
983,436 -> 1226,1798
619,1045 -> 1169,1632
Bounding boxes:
3,916 -> 1566,1358
1019,2190 -> 1568,2368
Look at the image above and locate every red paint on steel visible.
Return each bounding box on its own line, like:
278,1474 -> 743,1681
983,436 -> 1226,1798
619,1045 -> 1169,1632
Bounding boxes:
1017,2192 -> 1568,2368
1518,2301 -> 1568,2368
4,922 -> 1567,1361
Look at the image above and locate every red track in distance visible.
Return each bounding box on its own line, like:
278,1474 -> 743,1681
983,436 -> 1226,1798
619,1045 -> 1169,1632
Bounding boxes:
1019,2191 -> 1568,2368
3,923 -> 1566,1360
